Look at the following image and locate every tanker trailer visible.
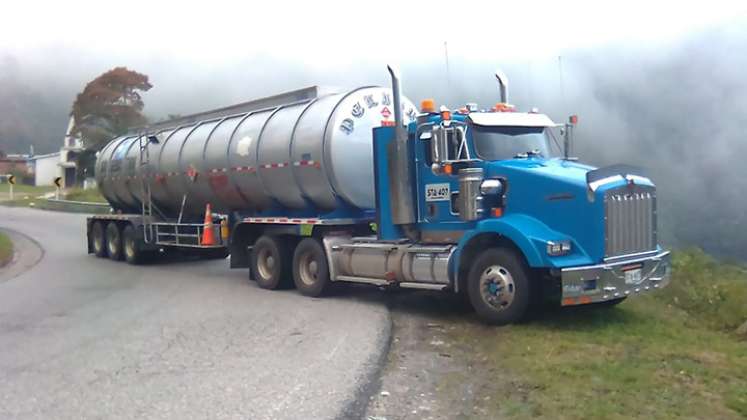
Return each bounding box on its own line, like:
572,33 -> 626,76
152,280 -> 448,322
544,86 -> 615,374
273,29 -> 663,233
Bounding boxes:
88,83 -> 419,263
88,66 -> 671,325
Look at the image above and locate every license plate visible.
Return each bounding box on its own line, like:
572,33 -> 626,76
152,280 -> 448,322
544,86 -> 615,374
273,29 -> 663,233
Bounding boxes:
624,268 -> 642,285
425,183 -> 450,202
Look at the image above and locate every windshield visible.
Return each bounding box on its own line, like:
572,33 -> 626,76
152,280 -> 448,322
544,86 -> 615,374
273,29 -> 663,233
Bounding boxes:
472,125 -> 556,160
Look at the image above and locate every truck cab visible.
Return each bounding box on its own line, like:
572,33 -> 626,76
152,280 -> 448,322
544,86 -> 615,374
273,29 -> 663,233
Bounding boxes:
361,67 -> 671,324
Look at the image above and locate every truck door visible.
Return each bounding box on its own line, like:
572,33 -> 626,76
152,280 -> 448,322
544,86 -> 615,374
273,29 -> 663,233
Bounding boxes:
415,123 -> 475,228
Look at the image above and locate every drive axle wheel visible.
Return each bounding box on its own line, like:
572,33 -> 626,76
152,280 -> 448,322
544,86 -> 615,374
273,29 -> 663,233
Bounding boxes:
91,221 -> 107,258
250,235 -> 292,289
292,238 -> 330,297
106,223 -> 124,261
467,248 -> 532,325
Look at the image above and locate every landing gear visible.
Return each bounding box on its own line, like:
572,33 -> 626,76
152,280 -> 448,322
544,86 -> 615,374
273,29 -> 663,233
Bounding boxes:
467,248 -> 532,325
106,223 -> 123,261
292,238 -> 330,297
250,235 -> 293,290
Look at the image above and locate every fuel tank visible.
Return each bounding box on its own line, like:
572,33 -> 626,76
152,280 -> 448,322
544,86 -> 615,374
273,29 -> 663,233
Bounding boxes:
95,86 -> 418,217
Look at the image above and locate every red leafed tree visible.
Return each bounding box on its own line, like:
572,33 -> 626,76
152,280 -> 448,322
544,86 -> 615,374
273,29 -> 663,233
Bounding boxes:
70,67 -> 153,150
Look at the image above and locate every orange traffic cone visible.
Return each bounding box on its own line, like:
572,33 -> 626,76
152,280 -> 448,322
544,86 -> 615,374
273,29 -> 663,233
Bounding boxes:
201,203 -> 217,246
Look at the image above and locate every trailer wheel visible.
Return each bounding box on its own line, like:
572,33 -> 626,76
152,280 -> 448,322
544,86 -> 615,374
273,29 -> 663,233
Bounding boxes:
91,221 -> 107,258
250,236 -> 292,289
467,248 -> 532,325
122,224 -> 145,265
106,223 -> 124,261
292,238 -> 330,297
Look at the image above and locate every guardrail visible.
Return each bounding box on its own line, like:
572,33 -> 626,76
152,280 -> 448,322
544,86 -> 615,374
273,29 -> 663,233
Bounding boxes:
41,199 -> 112,214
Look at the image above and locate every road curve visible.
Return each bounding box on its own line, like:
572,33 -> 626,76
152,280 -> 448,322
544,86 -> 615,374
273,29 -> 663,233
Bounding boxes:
0,207 -> 390,420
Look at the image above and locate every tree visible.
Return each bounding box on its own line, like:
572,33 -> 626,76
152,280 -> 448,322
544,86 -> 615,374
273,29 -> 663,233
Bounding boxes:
69,67 -> 152,182
70,67 -> 152,151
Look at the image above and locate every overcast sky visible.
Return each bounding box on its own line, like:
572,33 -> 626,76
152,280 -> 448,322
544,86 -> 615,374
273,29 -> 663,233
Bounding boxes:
3,0 -> 746,66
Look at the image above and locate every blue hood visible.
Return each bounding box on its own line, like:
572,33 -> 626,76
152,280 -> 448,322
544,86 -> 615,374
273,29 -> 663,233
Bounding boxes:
485,158 -> 606,264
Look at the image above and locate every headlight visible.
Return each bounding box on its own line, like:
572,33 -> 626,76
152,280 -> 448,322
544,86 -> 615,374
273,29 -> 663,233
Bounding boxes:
547,240 -> 572,256
480,179 -> 504,195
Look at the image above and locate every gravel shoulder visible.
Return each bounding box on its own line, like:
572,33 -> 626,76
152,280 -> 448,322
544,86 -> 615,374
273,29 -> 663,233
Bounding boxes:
365,290 -> 498,420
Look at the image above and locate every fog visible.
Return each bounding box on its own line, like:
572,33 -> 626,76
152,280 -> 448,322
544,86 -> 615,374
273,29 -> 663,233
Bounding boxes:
1,18 -> 746,258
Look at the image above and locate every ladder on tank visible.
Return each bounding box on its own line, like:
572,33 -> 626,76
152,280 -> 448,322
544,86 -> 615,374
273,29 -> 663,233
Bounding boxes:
138,133 -> 165,243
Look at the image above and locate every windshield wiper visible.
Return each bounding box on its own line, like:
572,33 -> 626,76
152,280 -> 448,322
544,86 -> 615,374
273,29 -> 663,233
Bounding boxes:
514,149 -> 543,159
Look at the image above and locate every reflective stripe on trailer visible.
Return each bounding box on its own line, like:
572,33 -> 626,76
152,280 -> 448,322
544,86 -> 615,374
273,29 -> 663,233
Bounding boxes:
232,166 -> 256,173
242,217 -> 359,225
292,160 -> 320,168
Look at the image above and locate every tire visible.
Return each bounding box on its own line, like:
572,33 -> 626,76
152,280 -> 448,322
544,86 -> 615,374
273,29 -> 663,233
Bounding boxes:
467,248 -> 532,325
292,238 -> 330,297
250,235 -> 293,290
106,222 -> 124,261
122,224 -> 145,265
91,221 -> 107,258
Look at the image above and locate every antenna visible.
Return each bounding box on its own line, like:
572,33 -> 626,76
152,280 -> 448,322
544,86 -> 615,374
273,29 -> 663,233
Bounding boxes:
558,55 -> 566,108
443,41 -> 451,93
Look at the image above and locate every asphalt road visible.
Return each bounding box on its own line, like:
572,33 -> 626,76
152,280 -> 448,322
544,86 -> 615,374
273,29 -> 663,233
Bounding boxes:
0,207 -> 390,420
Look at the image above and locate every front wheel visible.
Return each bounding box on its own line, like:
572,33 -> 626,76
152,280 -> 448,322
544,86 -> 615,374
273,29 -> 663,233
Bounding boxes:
292,238 -> 330,297
467,248 -> 532,325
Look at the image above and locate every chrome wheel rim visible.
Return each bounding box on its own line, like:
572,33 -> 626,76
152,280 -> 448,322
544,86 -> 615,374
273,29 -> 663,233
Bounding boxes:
93,227 -> 104,252
107,231 -> 118,255
479,265 -> 515,311
257,248 -> 275,280
124,236 -> 135,259
298,252 -> 318,286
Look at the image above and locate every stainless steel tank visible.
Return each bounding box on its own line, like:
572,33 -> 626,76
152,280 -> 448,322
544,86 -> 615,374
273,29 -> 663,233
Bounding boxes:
95,86 -> 418,217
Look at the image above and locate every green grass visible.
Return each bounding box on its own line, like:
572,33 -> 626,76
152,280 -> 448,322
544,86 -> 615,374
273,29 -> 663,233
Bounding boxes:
0,231 -> 12,267
442,249 -> 747,419
0,184 -> 55,195
63,188 -> 107,203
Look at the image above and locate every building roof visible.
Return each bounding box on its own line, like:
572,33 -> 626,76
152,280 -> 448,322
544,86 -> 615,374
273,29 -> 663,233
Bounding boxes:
28,152 -> 61,160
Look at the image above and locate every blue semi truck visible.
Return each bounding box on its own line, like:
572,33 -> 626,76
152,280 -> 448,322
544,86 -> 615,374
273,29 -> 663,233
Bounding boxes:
88,66 -> 671,324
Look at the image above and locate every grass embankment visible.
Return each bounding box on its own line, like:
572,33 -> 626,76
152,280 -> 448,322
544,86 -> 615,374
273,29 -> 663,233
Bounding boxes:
1,184 -> 56,194
443,249 -> 747,419
1,187 -> 107,208
63,188 -> 108,203
0,231 -> 13,267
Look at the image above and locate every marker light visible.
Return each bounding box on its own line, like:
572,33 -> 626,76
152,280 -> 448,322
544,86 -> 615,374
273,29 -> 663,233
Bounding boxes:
442,163 -> 453,175
569,115 -> 579,124
547,240 -> 572,256
492,103 -> 515,112
421,98 -> 436,113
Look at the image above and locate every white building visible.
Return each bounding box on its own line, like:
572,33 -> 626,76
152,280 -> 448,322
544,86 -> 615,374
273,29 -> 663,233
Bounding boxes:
30,152 -> 61,186
27,117 -> 86,187
59,116 -> 85,187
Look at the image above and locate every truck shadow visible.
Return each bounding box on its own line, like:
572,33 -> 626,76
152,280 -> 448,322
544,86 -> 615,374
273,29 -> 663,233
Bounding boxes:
326,282 -> 642,329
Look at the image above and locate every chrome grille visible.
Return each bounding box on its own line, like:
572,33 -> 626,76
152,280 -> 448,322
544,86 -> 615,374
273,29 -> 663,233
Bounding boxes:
604,185 -> 656,258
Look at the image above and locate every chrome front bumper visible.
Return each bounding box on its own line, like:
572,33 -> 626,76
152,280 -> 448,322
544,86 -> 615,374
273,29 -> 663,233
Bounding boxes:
560,250 -> 671,305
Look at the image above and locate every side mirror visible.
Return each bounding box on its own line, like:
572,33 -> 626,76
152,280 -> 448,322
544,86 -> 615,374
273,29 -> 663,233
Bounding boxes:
431,126 -> 449,164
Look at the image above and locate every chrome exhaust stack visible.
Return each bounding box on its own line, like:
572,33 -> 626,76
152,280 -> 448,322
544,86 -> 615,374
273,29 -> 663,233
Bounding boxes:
387,64 -> 416,225
495,69 -> 509,103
